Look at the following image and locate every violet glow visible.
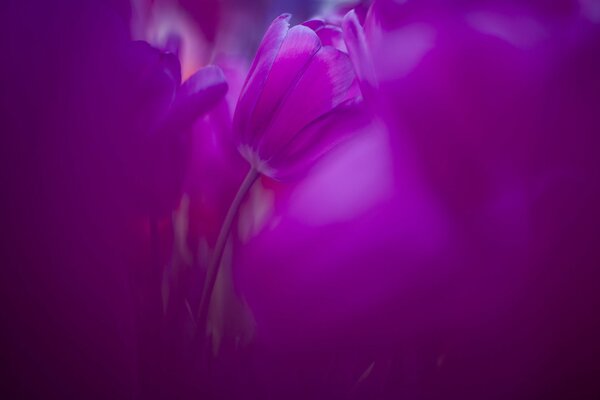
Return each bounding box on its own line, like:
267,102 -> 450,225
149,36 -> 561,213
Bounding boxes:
1,0 -> 600,399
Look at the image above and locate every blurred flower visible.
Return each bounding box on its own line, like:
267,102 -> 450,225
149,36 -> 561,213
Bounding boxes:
118,40 -> 228,215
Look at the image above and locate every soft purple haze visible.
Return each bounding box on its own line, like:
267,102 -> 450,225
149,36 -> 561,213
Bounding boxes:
1,0 -> 599,399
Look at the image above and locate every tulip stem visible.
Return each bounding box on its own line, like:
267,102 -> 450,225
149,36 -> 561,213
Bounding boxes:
197,166 -> 260,335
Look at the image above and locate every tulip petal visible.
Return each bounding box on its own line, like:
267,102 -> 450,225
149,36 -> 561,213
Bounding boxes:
233,14 -> 291,144
258,46 -> 356,163
315,25 -> 346,51
304,18 -> 346,50
342,10 -> 378,97
164,65 -> 228,133
246,25 -> 322,145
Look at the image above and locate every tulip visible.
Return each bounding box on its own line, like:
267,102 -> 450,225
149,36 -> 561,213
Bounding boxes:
197,13 -> 365,333
232,13 -> 360,180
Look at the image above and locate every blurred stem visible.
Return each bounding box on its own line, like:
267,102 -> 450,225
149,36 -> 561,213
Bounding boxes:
197,167 -> 259,334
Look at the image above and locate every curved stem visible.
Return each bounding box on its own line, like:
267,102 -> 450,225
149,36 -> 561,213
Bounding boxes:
197,167 -> 259,333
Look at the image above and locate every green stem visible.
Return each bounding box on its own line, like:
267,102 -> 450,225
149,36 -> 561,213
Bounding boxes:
197,167 -> 259,333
